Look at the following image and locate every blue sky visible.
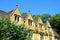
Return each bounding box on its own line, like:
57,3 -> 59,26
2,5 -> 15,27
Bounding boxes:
0,0 -> 60,15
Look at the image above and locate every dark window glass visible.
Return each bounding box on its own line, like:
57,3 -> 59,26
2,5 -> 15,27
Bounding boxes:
49,35 -> 52,40
29,30 -> 33,38
48,27 -> 51,32
28,19 -> 32,26
15,16 -> 16,21
15,15 -> 19,22
17,16 -> 19,22
40,33 -> 44,40
39,24 -> 43,30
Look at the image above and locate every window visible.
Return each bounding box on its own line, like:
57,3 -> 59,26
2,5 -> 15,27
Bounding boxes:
40,33 -> 44,40
28,19 -> 32,26
49,35 -> 52,40
39,24 -> 43,30
29,30 -> 33,38
15,15 -> 19,22
48,27 -> 51,32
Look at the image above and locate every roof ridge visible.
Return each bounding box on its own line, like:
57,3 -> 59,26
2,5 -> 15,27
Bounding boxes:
0,10 -> 7,13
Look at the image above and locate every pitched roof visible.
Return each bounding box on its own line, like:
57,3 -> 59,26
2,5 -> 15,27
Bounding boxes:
0,10 -> 9,16
8,10 -> 13,14
43,23 -> 47,27
0,10 -> 6,13
22,13 -> 32,20
34,17 -> 43,25
22,13 -> 28,20
34,19 -> 38,25
54,31 -> 60,37
0,5 -> 19,16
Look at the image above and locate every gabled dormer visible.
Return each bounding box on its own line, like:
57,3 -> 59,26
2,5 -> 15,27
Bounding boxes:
44,21 -> 55,40
34,17 -> 44,33
37,17 -> 43,24
37,17 -> 44,30
22,12 -> 35,31
9,5 -> 23,25
45,21 -> 54,35
46,21 -> 51,32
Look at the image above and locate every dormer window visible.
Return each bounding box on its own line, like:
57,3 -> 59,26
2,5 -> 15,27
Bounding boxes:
39,24 -> 43,30
15,15 -> 19,22
28,19 -> 32,26
48,27 -> 51,32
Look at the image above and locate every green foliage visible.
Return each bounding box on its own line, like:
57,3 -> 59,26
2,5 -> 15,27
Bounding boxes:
32,15 -> 41,19
8,25 -> 28,40
49,14 -> 60,33
21,12 -> 27,16
40,13 -> 51,22
0,17 -> 28,40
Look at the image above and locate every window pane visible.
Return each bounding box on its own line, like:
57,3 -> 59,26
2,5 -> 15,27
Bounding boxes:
48,27 -> 51,32
49,35 -> 52,40
15,16 -> 16,21
28,20 -> 32,26
15,15 -> 19,22
17,16 -> 19,22
29,30 -> 33,38
40,33 -> 44,40
39,24 -> 43,30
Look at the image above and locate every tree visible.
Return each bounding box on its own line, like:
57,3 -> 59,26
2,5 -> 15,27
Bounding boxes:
49,14 -> 60,33
32,15 -> 41,19
0,17 -> 28,40
40,13 -> 51,22
21,12 -> 27,16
